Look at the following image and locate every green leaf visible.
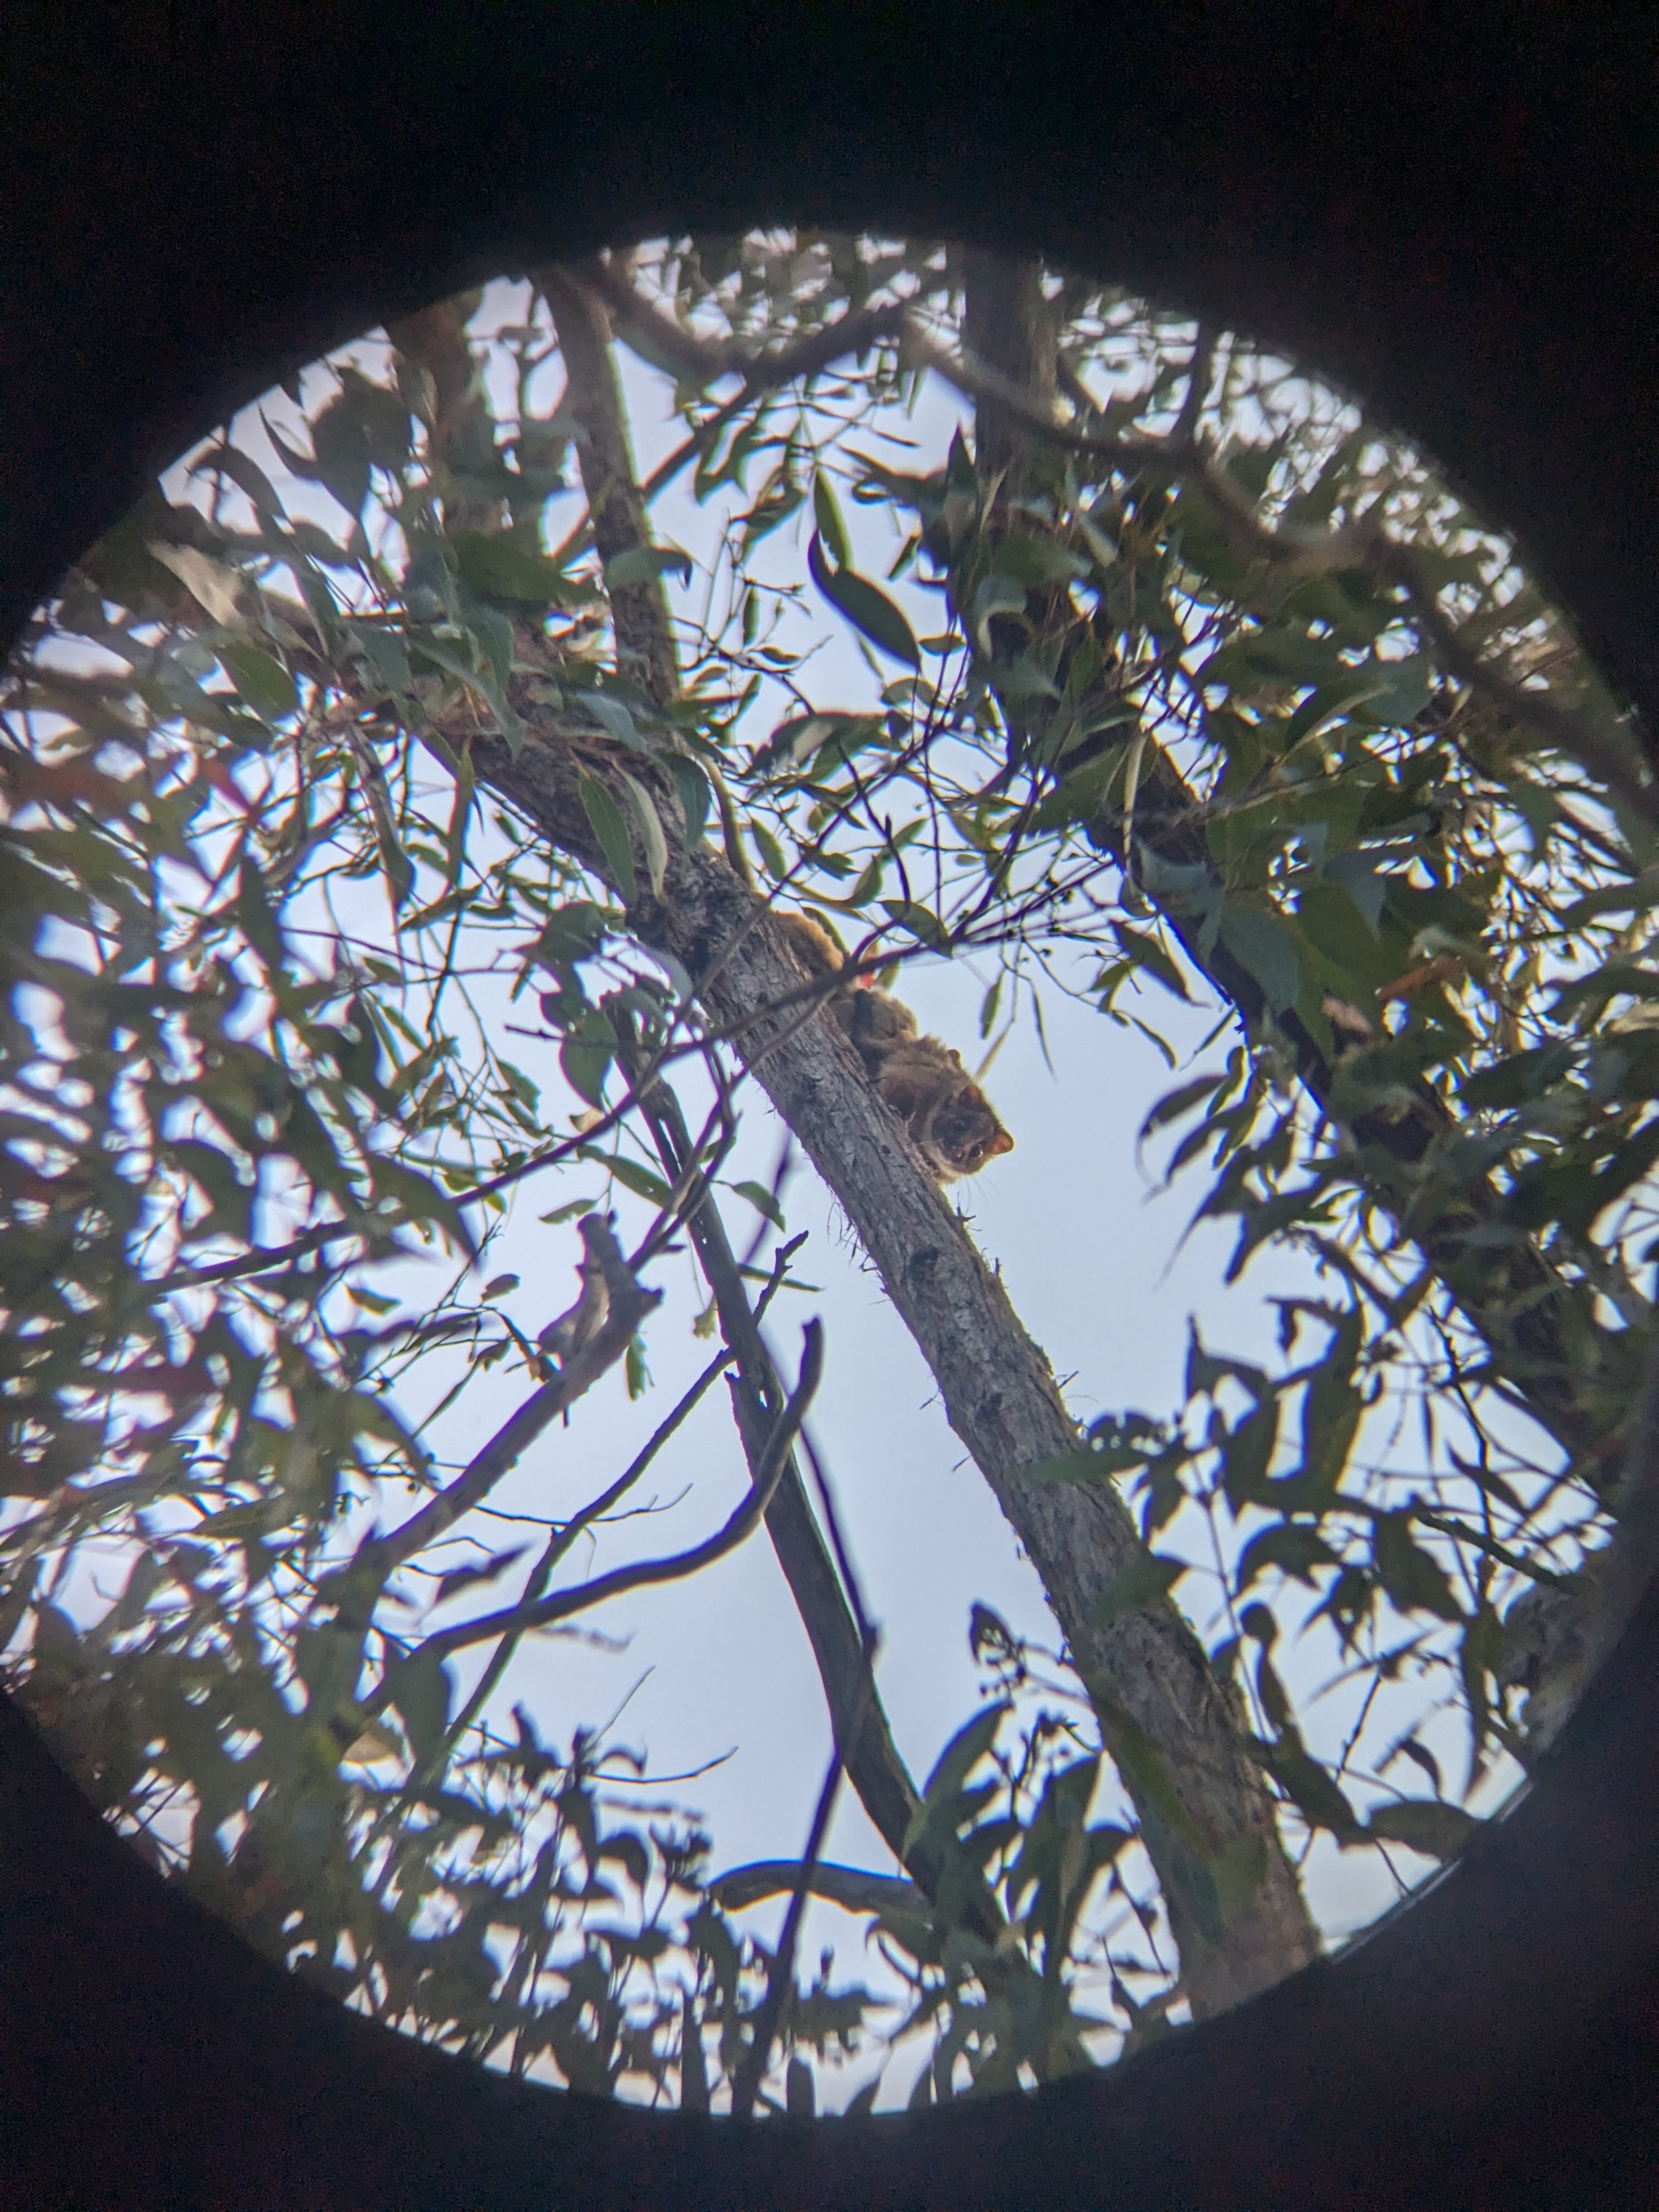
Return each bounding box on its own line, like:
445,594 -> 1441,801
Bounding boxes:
234,861 -> 287,973
433,1546 -> 530,1606
1277,672 -> 1392,750
1236,1521 -> 1338,1591
217,640 -> 297,723
1112,921 -> 1192,1001
808,533 -> 919,667
307,389 -> 374,517
1295,882 -> 1388,988
988,532 -> 1089,591
561,1009 -> 616,1107
812,472 -> 852,570
1262,1736 -> 1364,1842
749,818 -> 788,883
1094,1548 -> 1183,1631
581,690 -> 650,751
880,899 -> 950,952
1373,1511 -> 1463,1621
1364,1799 -> 1481,1861
731,1179 -> 785,1230
384,1646 -> 453,1770
532,900 -> 609,974
579,1148 -> 672,1207
665,755 -> 711,848
463,605 -> 514,698
406,628 -> 524,753
579,771 -> 637,905
1028,1415 -> 1165,1485
916,1702 -> 1009,1820
352,624 -> 413,697
1139,1072 -> 1225,1141
603,543 -> 693,590
618,771 -> 670,899
1458,1043 -> 1576,1111
451,532 -> 581,607
1218,904 -> 1302,1013
1200,625 -> 1345,693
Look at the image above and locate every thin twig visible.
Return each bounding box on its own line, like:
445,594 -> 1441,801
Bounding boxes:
378,1319 -> 823,1674
344,1215 -> 658,1585
731,1613 -> 881,2122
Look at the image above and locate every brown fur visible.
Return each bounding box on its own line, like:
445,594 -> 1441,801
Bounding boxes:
778,913 -> 1015,1182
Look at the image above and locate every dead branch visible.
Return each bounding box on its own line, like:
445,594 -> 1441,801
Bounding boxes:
396,1319 -> 824,1665
346,1214 -> 657,1585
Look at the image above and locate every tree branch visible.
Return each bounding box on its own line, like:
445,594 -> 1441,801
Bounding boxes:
1078,731 -> 1615,1457
394,1320 -> 824,1666
540,265 -> 682,709
707,1858 -> 922,1919
394,281 -> 1310,2012
637,1078 -> 1008,1939
579,252 -> 908,398
348,1215 -> 658,1586
429,1343 -> 737,1769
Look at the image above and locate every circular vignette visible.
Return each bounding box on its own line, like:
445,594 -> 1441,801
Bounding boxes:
3,7 -> 1659,2208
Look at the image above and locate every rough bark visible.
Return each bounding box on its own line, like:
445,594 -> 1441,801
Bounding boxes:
404,281 -> 1320,2014
467,712 -> 1319,2014
537,266 -> 680,710
391,295 -> 944,1910
962,250 -> 1058,484
639,1082 -> 1013,1934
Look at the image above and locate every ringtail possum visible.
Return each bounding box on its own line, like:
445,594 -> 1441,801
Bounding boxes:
778,913 -> 1015,1182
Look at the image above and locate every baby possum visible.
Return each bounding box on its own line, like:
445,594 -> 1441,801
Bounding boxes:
778,913 -> 1015,1182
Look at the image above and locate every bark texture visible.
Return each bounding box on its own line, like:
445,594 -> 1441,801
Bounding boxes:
392,297 -> 936,1906
402,281 -> 1320,2014
469,715 -> 1319,2014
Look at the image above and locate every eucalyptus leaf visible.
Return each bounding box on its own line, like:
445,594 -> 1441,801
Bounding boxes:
579,771 -> 638,905
808,532 -> 920,666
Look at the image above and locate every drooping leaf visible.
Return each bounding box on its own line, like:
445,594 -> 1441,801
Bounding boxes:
808,532 -> 920,667
618,772 -> 670,900
603,543 -> 693,590
579,771 -> 638,905
216,638 -> 298,723
1372,1512 -> 1463,1623
812,471 -> 852,570
383,1646 -> 454,1771
1093,1548 -> 1183,1631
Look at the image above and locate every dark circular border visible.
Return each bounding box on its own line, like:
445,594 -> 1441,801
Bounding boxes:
3,6 -> 1658,2203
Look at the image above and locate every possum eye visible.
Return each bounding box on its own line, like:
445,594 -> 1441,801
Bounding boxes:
936,1097 -> 1005,1167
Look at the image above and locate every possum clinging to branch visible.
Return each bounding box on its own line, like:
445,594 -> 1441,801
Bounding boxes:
778,913 -> 1015,1182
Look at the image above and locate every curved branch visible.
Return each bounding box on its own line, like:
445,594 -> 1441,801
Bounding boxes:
579,252 -> 908,398
399,1319 -> 824,1666
707,1858 -> 922,1919
347,1215 -> 658,1585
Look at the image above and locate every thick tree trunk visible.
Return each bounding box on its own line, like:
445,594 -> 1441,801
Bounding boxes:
468,710 -> 1319,2014
403,281 -> 1321,2015
392,295 -> 944,1913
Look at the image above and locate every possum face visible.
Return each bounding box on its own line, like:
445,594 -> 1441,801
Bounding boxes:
923,1085 -> 1016,1180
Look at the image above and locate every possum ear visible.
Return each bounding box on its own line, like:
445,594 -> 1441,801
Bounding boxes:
988,1126 -> 1015,1157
